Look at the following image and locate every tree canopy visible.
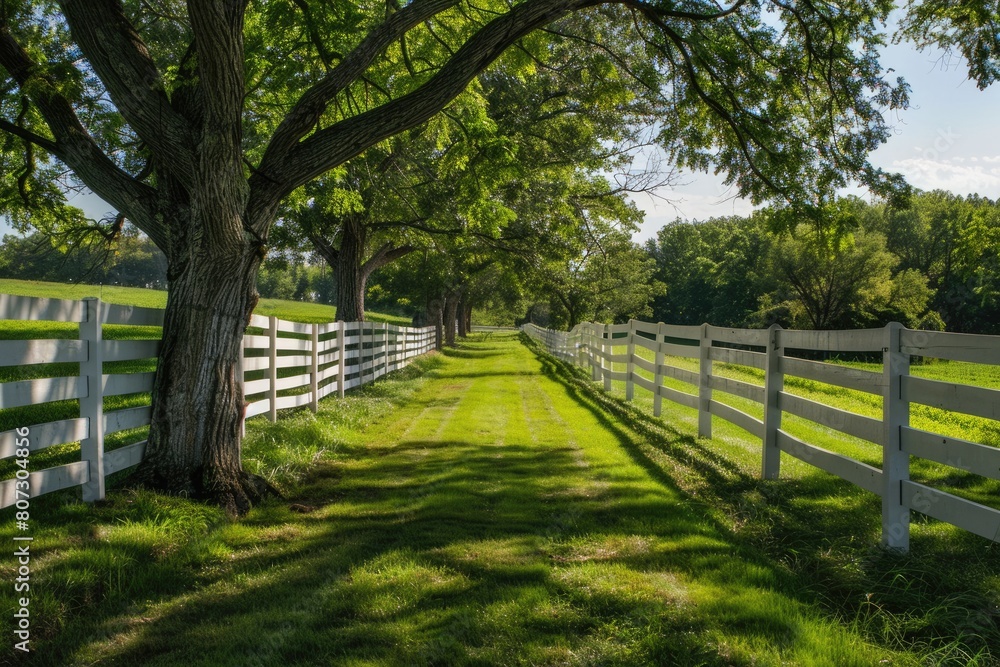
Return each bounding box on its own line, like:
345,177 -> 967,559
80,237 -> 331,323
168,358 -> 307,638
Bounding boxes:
899,0 -> 1000,89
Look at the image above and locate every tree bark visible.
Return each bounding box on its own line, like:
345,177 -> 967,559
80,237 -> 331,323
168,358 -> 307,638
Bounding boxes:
444,294 -> 459,347
457,296 -> 469,338
130,209 -> 278,516
335,217 -> 367,322
463,303 -> 473,335
318,215 -> 416,323
430,299 -> 445,351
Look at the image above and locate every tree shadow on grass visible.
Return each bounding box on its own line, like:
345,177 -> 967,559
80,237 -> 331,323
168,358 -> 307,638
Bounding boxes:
440,347 -> 506,359
430,370 -> 542,380
33,435 -> 731,666
522,333 -> 887,547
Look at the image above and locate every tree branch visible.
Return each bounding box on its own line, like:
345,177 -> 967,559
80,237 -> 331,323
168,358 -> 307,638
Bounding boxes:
254,0 -> 460,188
0,24 -> 163,245
307,229 -> 339,267
255,0 -> 604,207
59,0 -> 197,189
362,242 -> 416,279
0,117 -> 59,153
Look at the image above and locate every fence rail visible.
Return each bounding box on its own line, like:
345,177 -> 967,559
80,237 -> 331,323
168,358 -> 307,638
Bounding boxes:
523,319 -> 1000,552
0,294 -> 435,509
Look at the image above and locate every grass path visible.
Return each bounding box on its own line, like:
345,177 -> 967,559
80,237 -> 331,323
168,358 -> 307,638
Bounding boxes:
8,334 -> 917,665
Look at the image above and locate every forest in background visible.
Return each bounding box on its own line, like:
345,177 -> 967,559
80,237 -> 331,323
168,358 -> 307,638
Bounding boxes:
645,190 -> 1000,335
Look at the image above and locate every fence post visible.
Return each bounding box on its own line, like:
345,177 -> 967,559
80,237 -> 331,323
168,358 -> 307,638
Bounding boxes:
653,322 -> 665,417
268,315 -> 278,422
368,322 -> 375,383
237,330 -> 246,438
338,320 -> 346,399
882,321 -> 910,552
80,297 -> 105,502
698,323 -> 712,438
368,322 -> 373,381
762,323 -> 784,479
590,324 -> 600,381
387,324 -> 394,371
602,324 -> 612,391
625,320 -> 635,401
310,323 -> 319,413
401,326 -> 408,365
379,324 -> 384,375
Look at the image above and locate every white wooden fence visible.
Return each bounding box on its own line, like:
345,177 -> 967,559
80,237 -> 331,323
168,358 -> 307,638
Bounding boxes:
0,294 -> 435,509
523,320 -> 1000,552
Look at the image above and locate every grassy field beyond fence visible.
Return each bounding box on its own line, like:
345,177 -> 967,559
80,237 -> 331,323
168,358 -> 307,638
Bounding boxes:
619,339 -> 1000,514
0,278 -> 412,324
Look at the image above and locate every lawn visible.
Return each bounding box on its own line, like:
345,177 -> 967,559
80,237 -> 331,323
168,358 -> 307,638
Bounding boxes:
2,333 -> 998,665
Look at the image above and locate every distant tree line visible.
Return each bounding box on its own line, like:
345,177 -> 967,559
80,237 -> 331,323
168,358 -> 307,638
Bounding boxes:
0,226 -> 167,289
645,191 -> 1000,334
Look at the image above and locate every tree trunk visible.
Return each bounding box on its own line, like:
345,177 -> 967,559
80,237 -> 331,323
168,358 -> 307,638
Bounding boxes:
457,296 -> 468,338
129,104 -> 280,516
130,227 -> 278,516
431,299 -> 444,351
444,295 -> 458,347
463,303 -> 473,335
336,217 -> 367,322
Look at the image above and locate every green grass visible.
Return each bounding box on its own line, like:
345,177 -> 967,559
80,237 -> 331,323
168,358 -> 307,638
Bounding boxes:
607,338 -> 1000,513
4,333 -> 996,665
593,337 -> 1000,664
0,278 -> 411,324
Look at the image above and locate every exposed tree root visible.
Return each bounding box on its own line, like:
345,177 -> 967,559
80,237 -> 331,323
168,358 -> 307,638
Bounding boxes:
126,465 -> 282,518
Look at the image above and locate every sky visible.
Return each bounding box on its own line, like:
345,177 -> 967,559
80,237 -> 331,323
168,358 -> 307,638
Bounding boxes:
630,31 -> 1000,241
4,18 -> 1000,244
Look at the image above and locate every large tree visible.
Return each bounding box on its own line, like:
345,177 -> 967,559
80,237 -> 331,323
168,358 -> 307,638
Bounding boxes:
0,0 -> 908,513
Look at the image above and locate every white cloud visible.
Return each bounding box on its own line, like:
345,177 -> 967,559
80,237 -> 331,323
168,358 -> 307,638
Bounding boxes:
891,157 -> 1000,196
